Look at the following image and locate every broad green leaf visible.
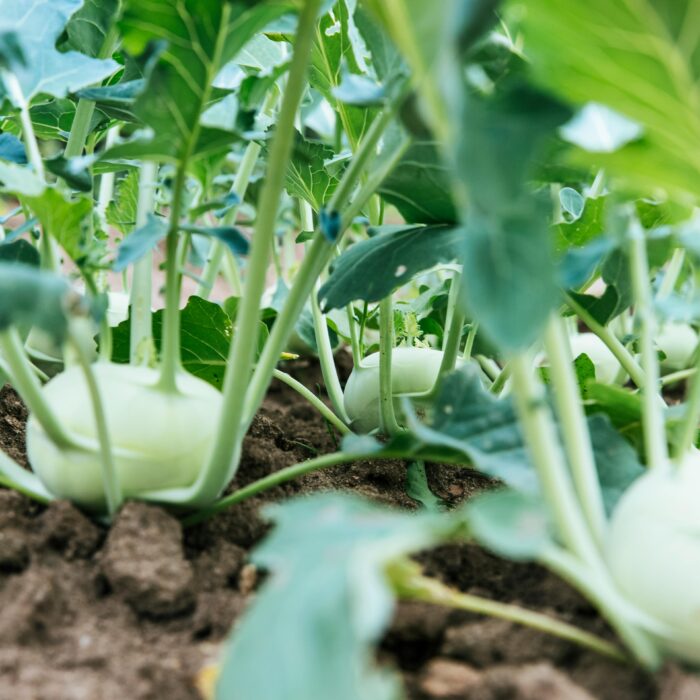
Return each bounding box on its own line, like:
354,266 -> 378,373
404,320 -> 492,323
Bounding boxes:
77,79 -> 144,123
378,141 -> 458,224
113,214 -> 168,272
106,170 -> 140,234
215,494 -> 456,700
465,489 -> 553,560
185,226 -> 250,256
318,224 -> 463,310
58,0 -> 120,58
22,189 -> 92,262
111,0 -> 289,163
0,0 -> 117,103
24,98 -> 106,141
0,239 -> 39,267
45,155 -> 93,192
587,414 -> 644,515
0,263 -> 73,340
354,5 -> 403,82
556,195 -> 606,248
520,0 -> 700,197
284,132 -> 343,211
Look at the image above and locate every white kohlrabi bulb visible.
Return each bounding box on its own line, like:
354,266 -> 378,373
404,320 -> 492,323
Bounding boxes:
26,362 -> 223,511
569,332 -> 622,384
343,347 -> 445,434
607,449 -> 700,664
657,322 -> 698,373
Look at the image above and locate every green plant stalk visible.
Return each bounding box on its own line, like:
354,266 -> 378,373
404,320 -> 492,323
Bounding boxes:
476,355 -> 500,382
0,328 -> 75,449
657,247 -> 685,300
130,161 -> 158,366
435,273 -> 466,381
242,107 -> 410,428
273,369 -> 350,435
628,221 -> 668,469
542,548 -> 661,669
197,0 -> 323,503
661,367 -> 696,387
0,449 -> 53,503
347,303 -> 362,366
489,361 -> 511,395
82,272 -> 112,362
462,322 -> 478,361
63,25 -> 119,159
543,314 -> 607,548
379,295 -> 402,436
69,330 -> 121,517
390,560 -> 628,663
510,354 -> 600,568
222,251 -> 243,297
311,278 -> 351,423
673,356 -> 700,459
565,294 -> 646,388
182,449 -> 364,526
196,88 -> 280,299
97,127 -> 119,224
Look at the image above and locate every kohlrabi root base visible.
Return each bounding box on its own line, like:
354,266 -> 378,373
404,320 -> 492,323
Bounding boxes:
26,363 -> 223,511
343,347 -> 445,433
607,451 -> 700,664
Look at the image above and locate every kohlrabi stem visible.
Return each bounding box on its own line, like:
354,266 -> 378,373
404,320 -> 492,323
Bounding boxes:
0,449 -> 53,504
543,314 -> 607,548
510,354 -> 600,567
197,88 -> 280,299
389,560 -> 628,663
69,331 -> 121,517
661,367 -> 696,387
565,294 -> 646,388
657,247 -> 685,300
379,295 -> 402,436
628,220 -> 668,469
200,0 -> 323,502
3,71 -> 45,181
83,272 -> 112,362
130,161 -> 158,366
157,163 -> 188,392
0,328 -> 76,449
347,304 -> 362,366
674,361 -> 700,460
311,279 -> 351,423
462,322 -> 478,361
182,449 -> 364,526
489,361 -> 511,395
435,273 -> 466,381
242,104 -> 407,428
64,25 -> 119,159
273,369 -> 350,434
542,548 -> 661,669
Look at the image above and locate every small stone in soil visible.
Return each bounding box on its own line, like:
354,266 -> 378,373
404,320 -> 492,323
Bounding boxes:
419,658 -> 481,698
100,502 -> 194,618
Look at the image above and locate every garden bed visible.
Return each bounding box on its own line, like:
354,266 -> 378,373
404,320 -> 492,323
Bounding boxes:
0,365 -> 694,700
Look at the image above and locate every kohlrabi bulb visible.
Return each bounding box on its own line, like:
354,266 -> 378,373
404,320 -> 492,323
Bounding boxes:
106,291 -> 130,327
26,363 -> 223,511
607,450 -> 700,664
343,347 -> 445,434
657,322 -> 698,373
569,333 -> 622,384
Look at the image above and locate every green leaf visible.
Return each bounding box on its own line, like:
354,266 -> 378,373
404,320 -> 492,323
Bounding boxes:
405,460 -> 445,512
184,226 -> 250,256
0,133 -> 26,163
284,132 -> 343,211
106,170 -> 139,234
0,0 -> 117,103
521,0 -> 700,197
587,414 -> 644,515
77,79 -> 144,123
58,0 -> 120,58
378,141 -> 458,224
465,489 -> 553,561
45,155 -> 93,192
318,224 -> 463,310
22,188 -> 92,262
557,195 -> 606,248
0,161 -> 44,196
112,0 -> 288,163
0,239 -> 39,267
113,214 -> 168,272
215,493 -> 455,700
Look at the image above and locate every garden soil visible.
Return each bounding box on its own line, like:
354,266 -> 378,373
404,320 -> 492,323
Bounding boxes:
0,358 -> 697,700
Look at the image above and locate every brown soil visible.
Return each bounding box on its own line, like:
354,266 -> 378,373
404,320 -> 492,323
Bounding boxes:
0,361 -> 696,700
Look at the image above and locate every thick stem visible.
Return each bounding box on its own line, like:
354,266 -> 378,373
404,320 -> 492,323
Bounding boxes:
657,247 -> 685,300
379,295 -> 402,435
628,221 -> 668,469
130,162 -> 158,366
462,322 -> 478,361
0,328 -> 76,449
510,354 -> 601,568
199,0 -> 323,503
565,294 -> 646,388
390,561 -> 627,663
435,273 -> 465,381
70,331 -> 121,517
489,361 -> 511,395
273,369 -> 350,434
182,449 -> 363,526
347,303 -> 362,366
543,314 -> 607,548
674,361 -> 700,460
